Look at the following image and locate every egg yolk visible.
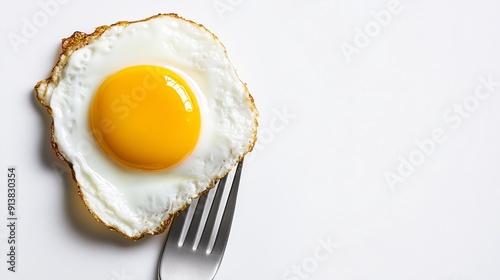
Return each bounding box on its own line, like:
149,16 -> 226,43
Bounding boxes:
89,65 -> 201,171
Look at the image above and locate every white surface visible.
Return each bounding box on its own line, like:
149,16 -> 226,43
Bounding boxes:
1,0 -> 500,279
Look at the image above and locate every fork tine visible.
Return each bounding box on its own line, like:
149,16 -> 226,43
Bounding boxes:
182,189 -> 209,248
197,173 -> 229,252
210,159 -> 244,255
163,206 -> 188,246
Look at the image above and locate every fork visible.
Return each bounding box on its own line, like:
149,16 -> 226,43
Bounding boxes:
157,159 -> 244,280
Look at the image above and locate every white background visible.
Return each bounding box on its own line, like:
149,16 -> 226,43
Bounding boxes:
1,0 -> 500,279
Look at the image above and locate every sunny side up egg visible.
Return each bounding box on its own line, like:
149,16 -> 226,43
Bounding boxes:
35,14 -> 258,240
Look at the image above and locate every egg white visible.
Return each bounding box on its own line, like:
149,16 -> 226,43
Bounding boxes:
36,15 -> 257,239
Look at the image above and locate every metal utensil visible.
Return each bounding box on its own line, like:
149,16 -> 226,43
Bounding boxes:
157,159 -> 244,280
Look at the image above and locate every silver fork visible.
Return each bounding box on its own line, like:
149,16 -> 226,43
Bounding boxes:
157,159 -> 244,280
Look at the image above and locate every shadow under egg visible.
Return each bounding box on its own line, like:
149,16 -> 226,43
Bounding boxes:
31,89 -> 59,172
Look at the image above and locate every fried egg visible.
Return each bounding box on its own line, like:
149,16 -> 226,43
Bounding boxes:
35,14 -> 258,240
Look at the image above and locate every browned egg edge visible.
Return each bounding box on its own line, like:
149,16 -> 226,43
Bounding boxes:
34,13 -> 259,240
